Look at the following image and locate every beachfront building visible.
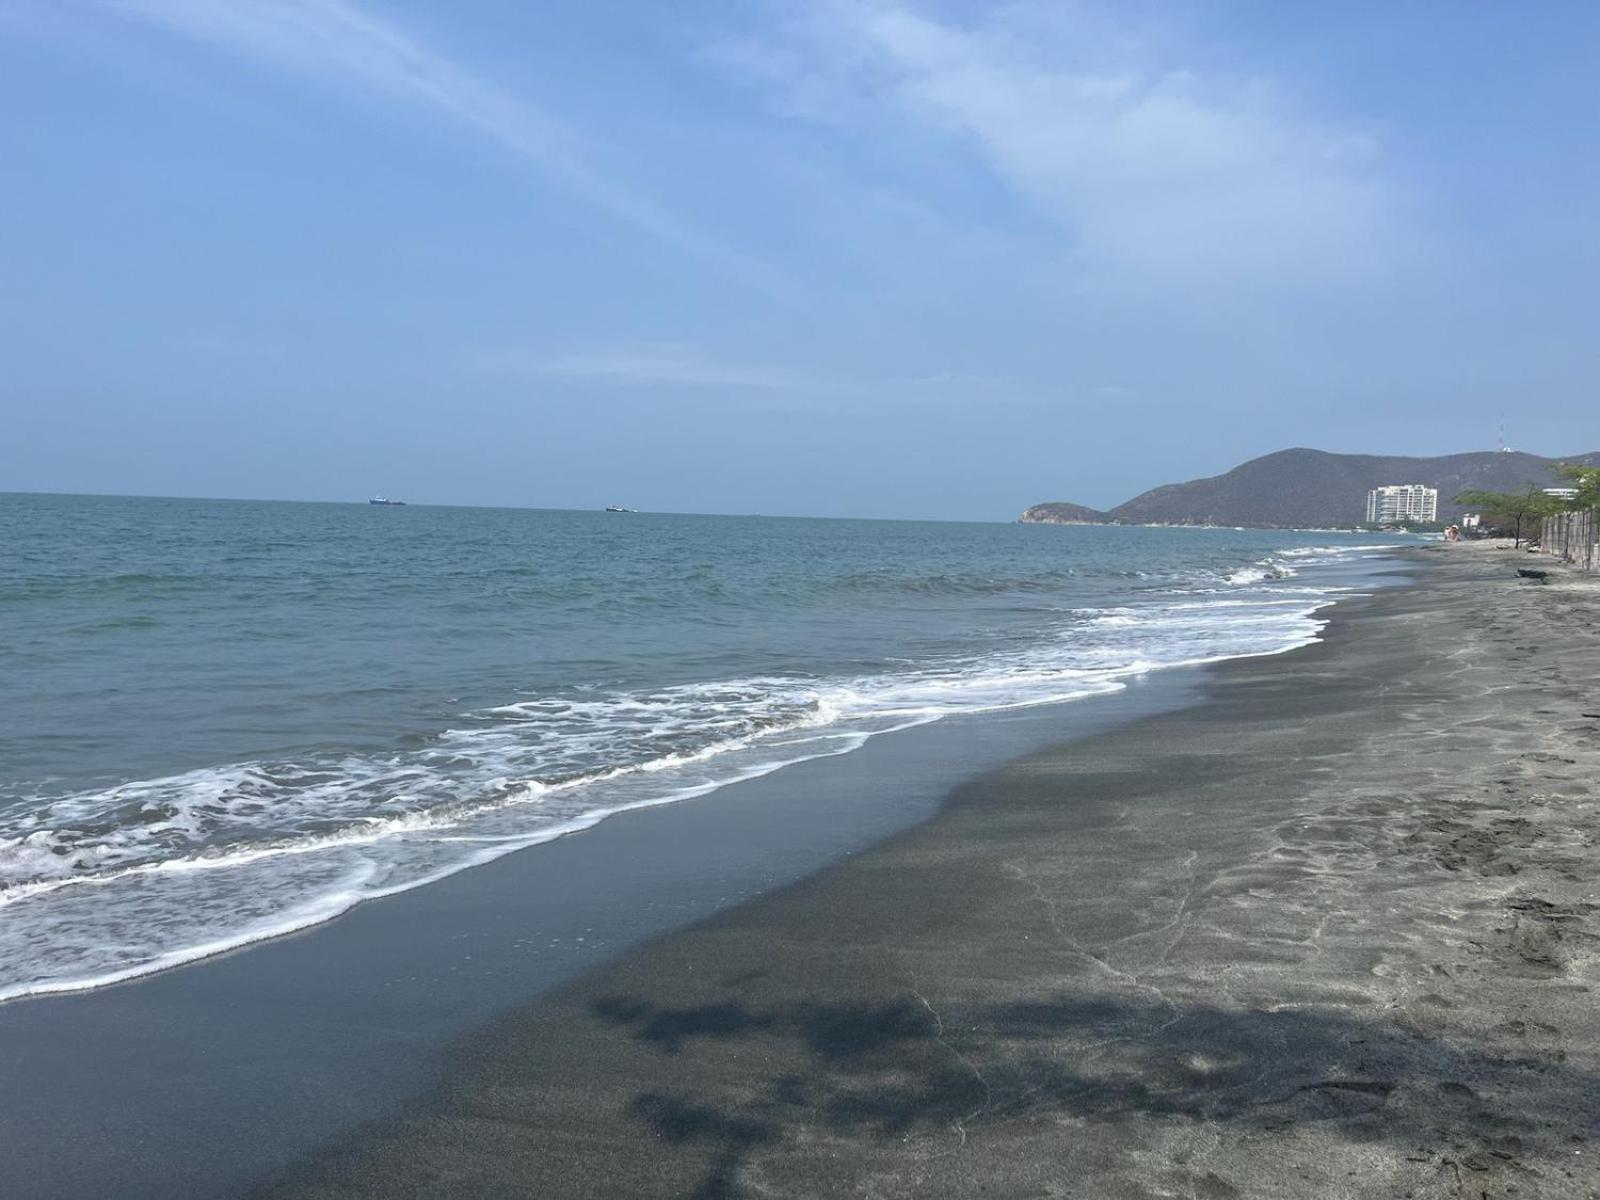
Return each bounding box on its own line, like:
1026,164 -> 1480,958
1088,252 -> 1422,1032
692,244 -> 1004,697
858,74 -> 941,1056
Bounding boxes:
1365,484 -> 1438,525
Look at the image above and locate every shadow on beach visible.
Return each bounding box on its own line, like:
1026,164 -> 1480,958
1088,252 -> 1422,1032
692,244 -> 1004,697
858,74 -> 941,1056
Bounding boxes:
259,551 -> 1600,1200
585,985 -> 1598,1198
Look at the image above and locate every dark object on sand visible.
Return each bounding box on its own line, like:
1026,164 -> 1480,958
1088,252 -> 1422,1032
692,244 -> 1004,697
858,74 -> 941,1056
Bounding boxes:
1516,567 -> 1549,582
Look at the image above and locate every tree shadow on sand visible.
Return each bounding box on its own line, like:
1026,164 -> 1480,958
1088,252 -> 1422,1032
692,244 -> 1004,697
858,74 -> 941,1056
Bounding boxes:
592,988 -> 1600,1198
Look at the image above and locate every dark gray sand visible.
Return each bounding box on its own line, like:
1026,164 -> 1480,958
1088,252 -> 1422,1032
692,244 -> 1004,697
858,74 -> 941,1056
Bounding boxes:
260,544 -> 1600,1199
0,634 -> 1208,1199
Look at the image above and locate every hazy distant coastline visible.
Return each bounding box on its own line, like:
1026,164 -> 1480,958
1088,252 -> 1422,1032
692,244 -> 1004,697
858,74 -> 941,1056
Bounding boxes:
1023,445 -> 1600,529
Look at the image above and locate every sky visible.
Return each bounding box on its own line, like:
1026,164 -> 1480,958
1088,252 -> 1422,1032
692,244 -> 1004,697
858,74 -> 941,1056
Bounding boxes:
2,0 -> 1597,519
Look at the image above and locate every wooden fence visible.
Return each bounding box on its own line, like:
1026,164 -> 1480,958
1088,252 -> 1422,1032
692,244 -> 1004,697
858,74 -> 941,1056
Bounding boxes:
1540,509 -> 1599,571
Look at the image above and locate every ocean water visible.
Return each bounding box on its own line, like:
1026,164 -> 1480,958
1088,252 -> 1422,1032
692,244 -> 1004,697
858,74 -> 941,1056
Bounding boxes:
0,493 -> 1414,1001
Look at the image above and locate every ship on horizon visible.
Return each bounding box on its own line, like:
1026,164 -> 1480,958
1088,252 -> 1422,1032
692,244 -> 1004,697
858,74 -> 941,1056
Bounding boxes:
369,495 -> 407,506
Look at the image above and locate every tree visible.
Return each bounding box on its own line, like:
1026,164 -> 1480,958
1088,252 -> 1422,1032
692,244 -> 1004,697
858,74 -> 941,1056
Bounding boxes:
1554,463 -> 1600,509
1454,486 -> 1564,549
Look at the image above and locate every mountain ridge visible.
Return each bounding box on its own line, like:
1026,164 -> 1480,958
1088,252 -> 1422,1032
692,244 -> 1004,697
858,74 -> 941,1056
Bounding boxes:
1023,447 -> 1600,528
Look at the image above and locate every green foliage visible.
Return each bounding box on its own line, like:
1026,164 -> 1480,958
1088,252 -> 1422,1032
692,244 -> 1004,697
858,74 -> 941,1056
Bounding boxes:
1453,485 -> 1565,547
1554,463 -> 1600,509
1453,487 -> 1560,520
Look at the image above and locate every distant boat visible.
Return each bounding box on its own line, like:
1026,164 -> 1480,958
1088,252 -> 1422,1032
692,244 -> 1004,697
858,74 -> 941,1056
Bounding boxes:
604,505 -> 634,513
369,495 -> 407,506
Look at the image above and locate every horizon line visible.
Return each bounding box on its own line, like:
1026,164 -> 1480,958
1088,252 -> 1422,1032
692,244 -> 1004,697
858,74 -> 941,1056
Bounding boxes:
0,488 -> 1026,526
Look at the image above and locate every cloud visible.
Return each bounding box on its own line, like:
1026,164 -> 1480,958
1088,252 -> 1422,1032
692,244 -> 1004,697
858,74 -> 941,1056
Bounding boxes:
468,345 -> 1044,410
471,345 -> 822,393
895,370 -> 1021,388
103,0 -> 784,292
717,1 -> 1404,293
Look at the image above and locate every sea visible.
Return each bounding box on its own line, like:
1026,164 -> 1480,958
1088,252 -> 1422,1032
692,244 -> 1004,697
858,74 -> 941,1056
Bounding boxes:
0,493 -> 1417,1002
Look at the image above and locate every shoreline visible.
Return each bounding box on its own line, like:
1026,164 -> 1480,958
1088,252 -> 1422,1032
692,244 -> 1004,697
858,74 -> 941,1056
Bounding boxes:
1,623 -> 1242,1198
256,544 -> 1600,1198
0,637 -> 1325,1010
0,551 -> 1406,1199
0,517 -> 1394,1012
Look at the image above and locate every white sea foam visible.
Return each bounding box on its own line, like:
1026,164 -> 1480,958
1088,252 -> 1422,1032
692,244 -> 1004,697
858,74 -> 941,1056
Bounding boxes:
0,539 -> 1398,1002
1222,558 -> 1299,585
1280,544 -> 1396,558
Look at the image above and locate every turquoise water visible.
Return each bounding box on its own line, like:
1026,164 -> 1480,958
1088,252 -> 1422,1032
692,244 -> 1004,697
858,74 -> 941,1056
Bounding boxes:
0,493 -> 1414,999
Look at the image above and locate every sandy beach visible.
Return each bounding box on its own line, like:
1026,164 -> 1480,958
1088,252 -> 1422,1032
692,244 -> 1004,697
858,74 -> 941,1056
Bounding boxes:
15,5 -> 1599,1194
0,614 -> 1210,1200
256,544 -> 1600,1199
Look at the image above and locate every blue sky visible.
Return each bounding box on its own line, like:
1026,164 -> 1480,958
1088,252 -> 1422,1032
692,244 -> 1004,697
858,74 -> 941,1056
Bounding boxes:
2,1 -> 1597,518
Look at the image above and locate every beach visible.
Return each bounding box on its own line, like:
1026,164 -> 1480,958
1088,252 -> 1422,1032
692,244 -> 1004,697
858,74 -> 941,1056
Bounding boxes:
0,641 -> 1213,1198
15,4 -> 1599,1194
3,502 -> 1424,1198
253,543 -> 1600,1199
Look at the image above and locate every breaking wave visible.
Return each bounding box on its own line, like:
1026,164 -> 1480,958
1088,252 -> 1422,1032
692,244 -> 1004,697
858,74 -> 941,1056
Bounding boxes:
0,535 -> 1400,1002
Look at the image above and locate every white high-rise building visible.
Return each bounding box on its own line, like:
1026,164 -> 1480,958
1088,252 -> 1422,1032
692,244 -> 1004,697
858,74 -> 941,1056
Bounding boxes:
1366,484 -> 1438,525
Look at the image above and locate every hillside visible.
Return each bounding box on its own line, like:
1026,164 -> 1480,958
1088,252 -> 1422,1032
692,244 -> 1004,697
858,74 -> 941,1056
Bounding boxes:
1019,501 -> 1108,525
1023,448 -> 1600,529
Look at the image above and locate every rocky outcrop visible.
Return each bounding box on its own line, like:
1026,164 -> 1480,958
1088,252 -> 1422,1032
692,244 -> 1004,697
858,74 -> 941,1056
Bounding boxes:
1019,502 -> 1108,525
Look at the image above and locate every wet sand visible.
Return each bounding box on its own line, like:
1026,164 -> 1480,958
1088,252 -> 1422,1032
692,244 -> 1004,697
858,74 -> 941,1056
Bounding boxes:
261,544 -> 1600,1199
0,635 -> 1209,1199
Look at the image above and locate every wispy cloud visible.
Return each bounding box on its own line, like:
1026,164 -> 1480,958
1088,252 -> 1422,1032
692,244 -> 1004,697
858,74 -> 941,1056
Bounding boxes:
717,1 -> 1405,293
104,0 -> 784,292
471,345 -> 823,393
469,345 -> 1044,409
895,370 -> 1021,389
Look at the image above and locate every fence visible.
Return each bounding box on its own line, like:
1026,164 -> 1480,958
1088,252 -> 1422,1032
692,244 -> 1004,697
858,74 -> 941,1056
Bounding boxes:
1540,508 -> 1599,571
